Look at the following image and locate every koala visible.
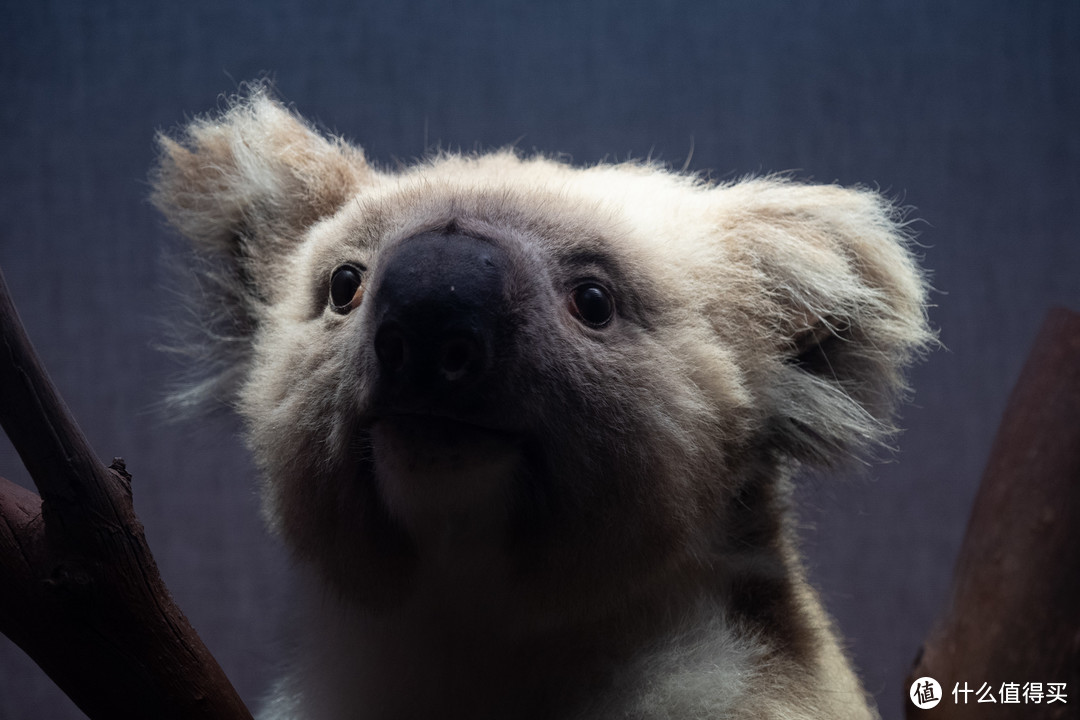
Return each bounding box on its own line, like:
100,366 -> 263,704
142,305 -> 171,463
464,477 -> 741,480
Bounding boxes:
151,87 -> 931,720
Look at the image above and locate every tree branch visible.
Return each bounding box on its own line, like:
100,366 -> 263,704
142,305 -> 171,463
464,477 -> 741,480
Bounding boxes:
907,307 -> 1080,718
0,265 -> 251,720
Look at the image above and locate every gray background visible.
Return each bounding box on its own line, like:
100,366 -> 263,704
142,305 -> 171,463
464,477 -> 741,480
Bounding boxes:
1,1 -> 1077,718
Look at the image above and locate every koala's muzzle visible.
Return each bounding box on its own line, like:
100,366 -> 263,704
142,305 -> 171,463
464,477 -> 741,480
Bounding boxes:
370,231 -> 512,412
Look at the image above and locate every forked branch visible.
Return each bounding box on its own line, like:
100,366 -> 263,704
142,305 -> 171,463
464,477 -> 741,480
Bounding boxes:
0,266 -> 251,720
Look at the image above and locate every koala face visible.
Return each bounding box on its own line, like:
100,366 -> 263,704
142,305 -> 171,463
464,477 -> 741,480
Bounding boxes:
233,166 -> 756,614
152,88 -> 931,627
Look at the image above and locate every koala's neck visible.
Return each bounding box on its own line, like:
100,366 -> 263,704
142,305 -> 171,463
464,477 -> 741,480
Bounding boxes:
287,571 -> 642,719
715,462 -> 820,659
280,467 -> 819,720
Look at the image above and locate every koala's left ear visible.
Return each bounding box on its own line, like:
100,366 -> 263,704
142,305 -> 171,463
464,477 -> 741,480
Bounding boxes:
720,179 -> 934,465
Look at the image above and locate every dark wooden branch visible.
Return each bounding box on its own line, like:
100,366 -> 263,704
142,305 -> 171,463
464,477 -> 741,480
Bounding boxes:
907,307 -> 1080,719
0,266 -> 252,720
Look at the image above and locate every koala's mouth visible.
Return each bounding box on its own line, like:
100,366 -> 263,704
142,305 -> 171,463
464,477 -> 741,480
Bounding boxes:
370,412 -> 518,447
365,413 -> 524,522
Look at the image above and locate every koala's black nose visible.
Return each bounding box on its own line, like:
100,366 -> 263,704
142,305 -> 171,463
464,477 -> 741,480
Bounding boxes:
371,231 -> 511,404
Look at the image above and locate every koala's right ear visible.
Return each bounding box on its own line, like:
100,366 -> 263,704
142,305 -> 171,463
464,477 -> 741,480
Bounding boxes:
152,85 -> 372,285
151,86 -> 373,409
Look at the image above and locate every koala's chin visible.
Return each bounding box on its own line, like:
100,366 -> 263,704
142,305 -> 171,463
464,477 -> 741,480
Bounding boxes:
369,416 -> 521,532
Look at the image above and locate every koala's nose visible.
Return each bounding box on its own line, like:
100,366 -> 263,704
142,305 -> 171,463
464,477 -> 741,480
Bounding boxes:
370,231 -> 510,400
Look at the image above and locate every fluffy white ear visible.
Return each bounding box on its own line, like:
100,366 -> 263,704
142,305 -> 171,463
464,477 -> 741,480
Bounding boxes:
150,86 -> 374,408
721,179 -> 934,465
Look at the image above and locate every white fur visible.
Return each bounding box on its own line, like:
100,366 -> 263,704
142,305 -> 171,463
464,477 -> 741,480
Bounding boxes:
152,86 -> 931,719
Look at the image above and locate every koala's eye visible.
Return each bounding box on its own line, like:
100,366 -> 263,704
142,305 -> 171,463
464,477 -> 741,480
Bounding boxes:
568,283 -> 615,328
329,264 -> 364,313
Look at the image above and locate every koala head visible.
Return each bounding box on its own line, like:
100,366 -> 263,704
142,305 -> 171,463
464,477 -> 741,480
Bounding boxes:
152,88 -> 931,616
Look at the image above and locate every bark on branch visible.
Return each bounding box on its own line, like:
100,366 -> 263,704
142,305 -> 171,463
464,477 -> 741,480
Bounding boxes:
0,266 -> 251,720
907,307 -> 1080,719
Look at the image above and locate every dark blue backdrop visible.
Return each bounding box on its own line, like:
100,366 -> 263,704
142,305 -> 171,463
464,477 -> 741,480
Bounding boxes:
1,2 -> 1077,718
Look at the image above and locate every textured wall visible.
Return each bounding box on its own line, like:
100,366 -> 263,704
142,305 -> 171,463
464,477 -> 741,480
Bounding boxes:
1,2 -> 1077,718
